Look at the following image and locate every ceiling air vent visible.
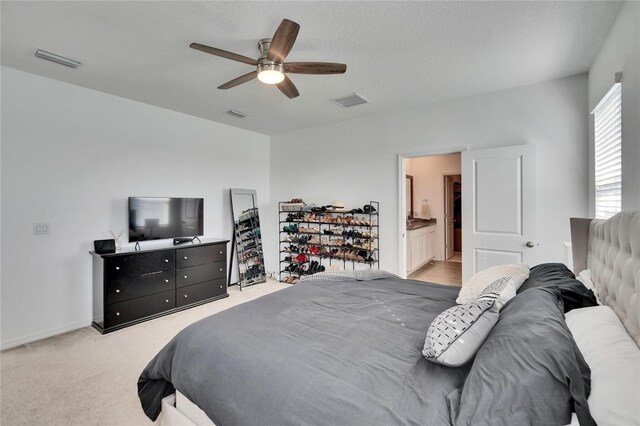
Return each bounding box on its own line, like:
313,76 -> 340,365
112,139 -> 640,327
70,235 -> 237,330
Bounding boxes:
226,110 -> 248,118
330,93 -> 369,108
34,49 -> 81,68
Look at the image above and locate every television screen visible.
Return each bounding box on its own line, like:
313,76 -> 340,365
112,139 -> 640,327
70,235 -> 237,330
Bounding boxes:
128,197 -> 203,242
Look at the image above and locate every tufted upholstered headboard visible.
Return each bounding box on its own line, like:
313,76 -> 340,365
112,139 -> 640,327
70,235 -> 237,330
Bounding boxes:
571,210 -> 640,347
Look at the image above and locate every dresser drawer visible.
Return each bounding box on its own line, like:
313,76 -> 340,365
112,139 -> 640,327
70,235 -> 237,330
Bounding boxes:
176,261 -> 226,288
105,289 -> 176,328
176,244 -> 226,268
177,278 -> 226,307
105,250 -> 175,280
106,270 -> 175,304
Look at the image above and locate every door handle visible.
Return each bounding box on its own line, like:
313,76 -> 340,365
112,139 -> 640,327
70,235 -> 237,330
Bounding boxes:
525,241 -> 535,248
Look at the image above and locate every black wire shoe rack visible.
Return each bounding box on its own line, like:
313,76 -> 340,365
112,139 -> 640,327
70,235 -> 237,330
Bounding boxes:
278,201 -> 380,284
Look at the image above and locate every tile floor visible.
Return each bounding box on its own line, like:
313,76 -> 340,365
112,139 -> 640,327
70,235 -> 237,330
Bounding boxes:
408,256 -> 462,286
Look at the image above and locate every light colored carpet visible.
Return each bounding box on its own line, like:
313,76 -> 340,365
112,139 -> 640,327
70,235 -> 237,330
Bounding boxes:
0,280 -> 290,426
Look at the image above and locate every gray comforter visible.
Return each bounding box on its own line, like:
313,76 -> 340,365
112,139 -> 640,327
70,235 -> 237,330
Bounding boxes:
138,274 -> 594,425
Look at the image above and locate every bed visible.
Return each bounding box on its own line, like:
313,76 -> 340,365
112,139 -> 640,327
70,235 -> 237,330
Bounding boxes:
138,210 -> 639,425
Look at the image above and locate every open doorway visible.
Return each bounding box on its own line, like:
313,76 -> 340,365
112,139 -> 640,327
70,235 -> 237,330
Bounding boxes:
402,152 -> 462,286
444,174 -> 462,262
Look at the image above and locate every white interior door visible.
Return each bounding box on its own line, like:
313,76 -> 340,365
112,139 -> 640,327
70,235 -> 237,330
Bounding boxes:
462,145 -> 536,283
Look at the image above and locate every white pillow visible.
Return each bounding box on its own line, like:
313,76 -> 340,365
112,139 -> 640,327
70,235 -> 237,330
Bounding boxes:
565,306 -> 640,426
456,263 -> 529,304
575,269 -> 602,305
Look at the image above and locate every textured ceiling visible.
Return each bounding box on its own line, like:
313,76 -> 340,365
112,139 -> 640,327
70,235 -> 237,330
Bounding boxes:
1,1 -> 622,135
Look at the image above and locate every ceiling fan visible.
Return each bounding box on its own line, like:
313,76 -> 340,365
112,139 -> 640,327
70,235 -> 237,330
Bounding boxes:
190,19 -> 347,99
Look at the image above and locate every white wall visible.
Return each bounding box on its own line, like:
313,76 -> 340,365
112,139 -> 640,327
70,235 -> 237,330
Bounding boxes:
0,67 -> 270,349
588,1 -> 640,213
270,74 -> 590,276
406,153 -> 461,261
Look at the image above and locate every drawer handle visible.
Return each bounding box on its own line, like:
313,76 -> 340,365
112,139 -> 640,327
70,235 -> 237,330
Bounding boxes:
184,256 -> 188,260
115,289 -> 120,293
164,259 -> 169,263
116,312 -> 120,316
165,279 -> 169,283
219,268 -> 223,272
219,285 -> 223,289
184,275 -> 188,279
219,250 -> 223,254
165,299 -> 169,303
184,294 -> 188,298
115,266 -> 120,270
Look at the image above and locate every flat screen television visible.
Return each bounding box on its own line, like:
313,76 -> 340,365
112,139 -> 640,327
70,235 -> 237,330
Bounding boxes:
128,197 -> 204,242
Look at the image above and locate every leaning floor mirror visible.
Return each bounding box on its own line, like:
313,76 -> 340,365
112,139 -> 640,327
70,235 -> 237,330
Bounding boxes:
230,189 -> 266,289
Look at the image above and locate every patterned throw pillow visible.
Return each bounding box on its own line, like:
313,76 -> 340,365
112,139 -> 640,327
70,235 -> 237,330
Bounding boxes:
423,299 -> 499,367
476,277 -> 517,310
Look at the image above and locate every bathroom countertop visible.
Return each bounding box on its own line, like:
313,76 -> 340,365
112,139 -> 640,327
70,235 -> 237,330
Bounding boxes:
406,219 -> 437,231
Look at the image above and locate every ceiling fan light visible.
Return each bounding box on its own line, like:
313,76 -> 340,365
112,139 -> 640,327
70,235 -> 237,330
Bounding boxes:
258,70 -> 284,84
257,63 -> 285,84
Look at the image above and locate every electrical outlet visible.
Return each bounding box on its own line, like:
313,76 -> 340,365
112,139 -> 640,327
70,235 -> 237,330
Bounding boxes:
33,222 -> 50,235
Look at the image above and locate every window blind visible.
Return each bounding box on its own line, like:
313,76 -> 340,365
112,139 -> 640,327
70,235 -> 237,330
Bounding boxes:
593,83 -> 622,219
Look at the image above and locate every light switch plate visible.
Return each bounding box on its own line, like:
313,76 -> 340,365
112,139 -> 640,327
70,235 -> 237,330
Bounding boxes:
33,222 -> 50,235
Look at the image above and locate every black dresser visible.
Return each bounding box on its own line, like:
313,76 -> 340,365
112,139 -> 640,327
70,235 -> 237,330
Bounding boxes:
91,238 -> 229,333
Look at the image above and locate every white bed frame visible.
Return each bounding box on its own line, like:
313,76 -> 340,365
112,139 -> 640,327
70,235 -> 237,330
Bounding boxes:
159,211 -> 640,426
160,391 -> 213,426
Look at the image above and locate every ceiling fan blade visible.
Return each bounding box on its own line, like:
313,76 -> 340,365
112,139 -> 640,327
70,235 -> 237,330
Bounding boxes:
276,76 -> 300,98
267,19 -> 300,63
217,71 -> 258,90
190,43 -> 258,66
284,62 -> 347,75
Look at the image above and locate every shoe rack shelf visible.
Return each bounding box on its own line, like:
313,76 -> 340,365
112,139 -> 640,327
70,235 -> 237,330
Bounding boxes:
278,201 -> 380,284
234,208 -> 265,285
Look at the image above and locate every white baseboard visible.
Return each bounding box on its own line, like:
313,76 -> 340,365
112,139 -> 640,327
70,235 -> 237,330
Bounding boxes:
1,320 -> 91,351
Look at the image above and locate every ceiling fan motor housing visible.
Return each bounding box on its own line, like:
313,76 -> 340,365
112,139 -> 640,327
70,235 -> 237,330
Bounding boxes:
258,62 -> 284,74
257,38 -> 283,71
